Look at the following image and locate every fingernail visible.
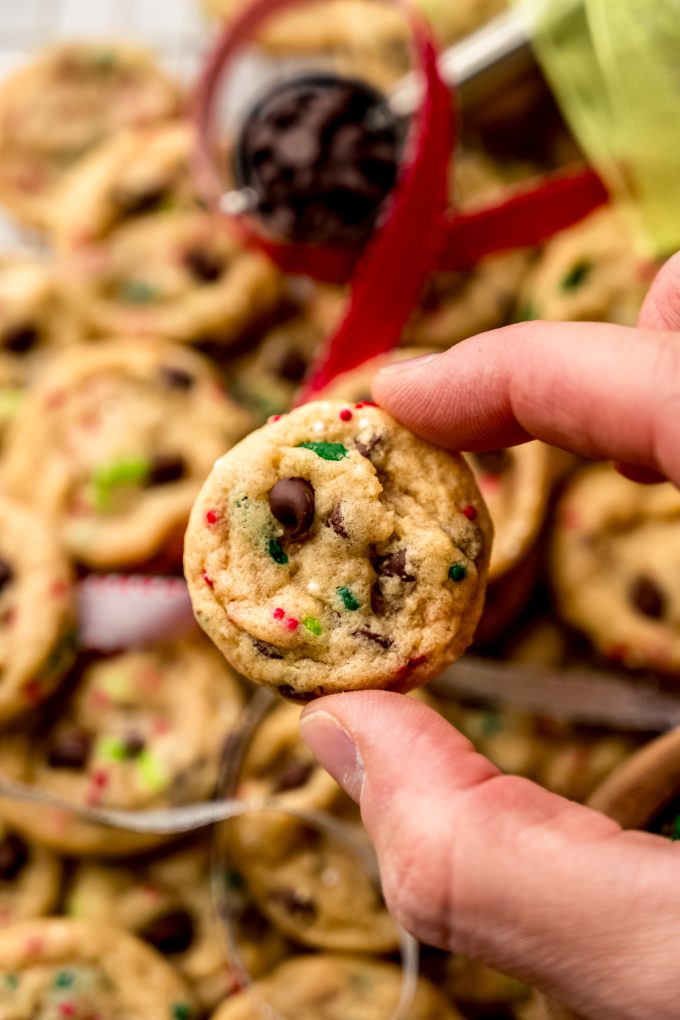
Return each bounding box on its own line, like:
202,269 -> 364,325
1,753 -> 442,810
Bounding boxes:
300,710 -> 365,802
377,353 -> 439,376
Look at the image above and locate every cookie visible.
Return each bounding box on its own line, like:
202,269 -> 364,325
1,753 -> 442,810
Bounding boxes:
210,954 -> 462,1020
57,207 -> 283,345
0,824 -> 61,928
2,340 -> 252,569
185,400 -> 492,697
517,208 -> 652,325
551,463 -> 680,675
0,634 -> 244,856
66,837 -> 287,1011
0,496 -> 76,724
0,918 -> 194,1019
0,43 -> 180,227
226,315 -> 323,423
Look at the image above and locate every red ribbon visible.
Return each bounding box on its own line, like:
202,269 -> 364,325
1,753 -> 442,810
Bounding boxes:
193,0 -> 609,396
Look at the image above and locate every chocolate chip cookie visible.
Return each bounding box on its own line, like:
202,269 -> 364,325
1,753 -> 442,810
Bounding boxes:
210,954 -> 462,1020
0,634 -> 244,855
0,918 -> 194,1019
66,836 -> 286,1011
551,463 -> 680,674
517,208 -> 652,325
2,340 -> 252,569
0,824 -> 61,928
0,43 -> 180,227
185,400 -> 492,697
0,496 -> 76,723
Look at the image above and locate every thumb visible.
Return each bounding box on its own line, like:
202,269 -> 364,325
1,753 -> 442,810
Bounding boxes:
638,251 -> 680,331
301,692 -> 680,1020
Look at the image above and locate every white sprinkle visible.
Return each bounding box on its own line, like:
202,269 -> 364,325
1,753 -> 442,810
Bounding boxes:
358,417 -> 371,429
312,421 -> 326,434
307,581 -> 320,595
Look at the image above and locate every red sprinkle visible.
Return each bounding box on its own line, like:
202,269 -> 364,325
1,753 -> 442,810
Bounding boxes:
51,579 -> 69,600
462,505 -> 477,520
273,607 -> 285,620
286,617 -> 299,631
152,717 -> 170,736
60,1004 -> 76,1017
355,401 -> 377,409
268,414 -> 283,423
205,509 -> 221,525
203,572 -> 214,589
339,408 -> 353,421
90,689 -> 111,711
91,768 -> 109,789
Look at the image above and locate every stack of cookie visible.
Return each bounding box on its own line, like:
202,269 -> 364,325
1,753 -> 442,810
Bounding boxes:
0,12 -> 672,1020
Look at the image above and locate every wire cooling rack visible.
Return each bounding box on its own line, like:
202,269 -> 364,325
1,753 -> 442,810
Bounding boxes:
0,0 -> 209,249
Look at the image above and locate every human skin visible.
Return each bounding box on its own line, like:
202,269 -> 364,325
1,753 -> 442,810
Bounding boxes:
300,252 -> 680,1020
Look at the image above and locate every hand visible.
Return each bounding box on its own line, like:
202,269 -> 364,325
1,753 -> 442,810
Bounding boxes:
300,253 -> 680,1020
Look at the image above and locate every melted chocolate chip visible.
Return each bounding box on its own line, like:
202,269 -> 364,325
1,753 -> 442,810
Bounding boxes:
47,726 -> 93,770
275,348 -> 308,383
121,732 -> 145,759
277,684 -> 315,703
471,449 -> 510,475
0,559 -> 14,593
0,833 -> 28,881
147,455 -> 186,486
273,758 -> 315,793
355,434 -> 381,459
3,323 -> 40,354
140,909 -> 195,955
268,887 -> 317,922
253,639 -> 283,660
630,575 -> 666,620
113,183 -> 168,217
184,249 -> 224,283
370,583 -> 387,616
353,628 -> 393,649
373,549 -> 415,582
268,477 -> 315,540
327,503 -> 348,539
159,365 -> 195,391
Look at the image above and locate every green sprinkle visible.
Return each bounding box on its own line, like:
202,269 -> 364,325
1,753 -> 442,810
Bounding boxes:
5,973 -> 19,990
448,562 -> 467,582
119,279 -> 159,305
297,441 -> 348,461
267,538 -> 288,565
560,259 -> 591,291
136,749 -> 167,794
171,1004 -> 192,1020
481,712 -> 503,738
95,736 -> 128,762
92,456 -> 150,488
54,971 -> 75,990
337,586 -> 360,611
303,616 -> 322,636
670,815 -> 680,841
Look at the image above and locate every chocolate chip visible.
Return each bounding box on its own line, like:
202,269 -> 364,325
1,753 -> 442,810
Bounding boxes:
140,909 -> 195,955
184,249 -> 224,283
355,434 -> 381,459
113,183 -> 168,217
159,365 -> 195,391
471,449 -> 510,475
370,583 -> 387,616
0,833 -> 28,881
147,455 -> 186,486
277,684 -> 315,703
121,732 -> 145,759
47,726 -> 93,770
373,549 -> 415,582
273,758 -> 315,793
268,477 -> 315,540
630,575 -> 666,620
0,559 -> 14,593
253,639 -> 283,660
275,348 -> 308,383
327,503 -> 348,539
268,887 -> 317,922
3,324 -> 39,354
353,628 -> 393,649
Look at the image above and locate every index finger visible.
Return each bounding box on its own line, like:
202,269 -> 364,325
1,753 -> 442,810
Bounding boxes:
372,321 -> 680,487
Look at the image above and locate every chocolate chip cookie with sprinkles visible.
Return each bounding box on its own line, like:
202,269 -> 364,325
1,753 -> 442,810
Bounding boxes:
0,635 -> 244,856
0,497 -> 76,724
0,42 -> 180,228
0,918 -> 195,1020
1,340 -> 252,570
184,400 -> 492,697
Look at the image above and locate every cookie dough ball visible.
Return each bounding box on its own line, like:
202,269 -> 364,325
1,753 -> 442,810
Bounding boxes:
517,208 -> 653,325
0,497 -> 76,723
0,635 -> 244,856
0,919 -> 193,1019
0,43 -> 180,227
551,463 -> 680,675
66,837 -> 286,1011
185,400 -> 492,697
210,954 -> 463,1020
2,340 -> 252,569
0,824 -> 61,927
